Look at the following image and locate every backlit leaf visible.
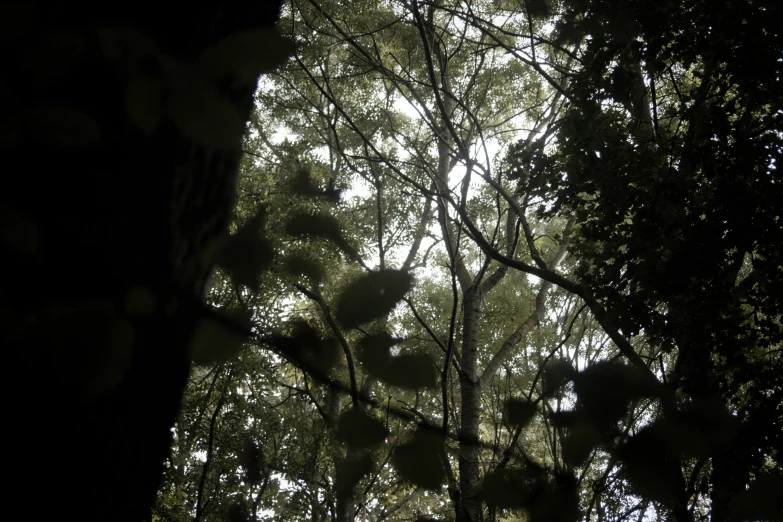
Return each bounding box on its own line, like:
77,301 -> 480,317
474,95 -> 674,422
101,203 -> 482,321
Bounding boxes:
541,359 -> 577,397
216,211 -> 273,292
336,454 -> 373,499
504,399 -> 537,428
240,437 -> 263,485
729,472 -> 783,521
482,467 -> 531,509
618,425 -> 682,504
392,430 -> 445,490
573,361 -> 661,425
125,73 -> 163,134
386,354 -> 437,389
198,28 -> 295,80
526,0 -> 551,18
285,212 -> 355,257
168,73 -> 243,148
28,105 -> 102,146
337,408 -> 389,449
357,333 -> 397,374
561,421 -> 603,467
336,270 -> 412,328
190,308 -> 251,365
284,254 -> 324,284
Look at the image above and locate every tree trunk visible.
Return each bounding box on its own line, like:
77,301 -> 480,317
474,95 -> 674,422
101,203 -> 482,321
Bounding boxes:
457,288 -> 484,522
3,4 -> 282,520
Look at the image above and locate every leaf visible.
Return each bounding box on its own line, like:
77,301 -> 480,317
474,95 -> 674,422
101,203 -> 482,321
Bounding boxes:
526,0 -> 551,19
215,211 -> 273,292
198,28 -> 295,80
618,425 -> 682,504
504,399 -> 537,428
240,437 -> 264,485
386,354 -> 438,389
284,254 -> 324,284
336,454 -> 373,499
124,286 -> 158,316
190,308 -> 251,365
228,503 -> 249,522
27,105 -> 102,146
300,337 -> 342,376
125,73 -> 164,134
357,333 -> 397,374
96,27 -> 159,63
560,421 -> 603,467
482,467 -> 531,509
392,430 -> 445,490
272,321 -> 340,377
541,359 -> 577,397
0,204 -> 40,256
82,317 -> 135,397
653,398 -> 738,459
572,361 -> 661,425
285,212 -> 355,257
271,321 -> 318,361
168,74 -> 244,148
527,473 -> 580,522
359,335 -> 436,389
729,472 -> 783,521
337,408 -> 389,449
290,167 -> 324,197
336,270 -> 412,328
555,20 -> 585,46
290,168 -> 342,202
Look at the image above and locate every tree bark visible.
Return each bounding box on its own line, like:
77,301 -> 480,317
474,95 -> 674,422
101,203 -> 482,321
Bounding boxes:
457,288 -> 484,522
3,3 -> 282,520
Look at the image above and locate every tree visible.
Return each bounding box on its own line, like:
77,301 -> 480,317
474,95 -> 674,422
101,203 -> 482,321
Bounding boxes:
17,1 -> 776,520
497,1 -> 782,520
2,4 -> 289,520
163,1 -> 588,521
228,1 -> 780,520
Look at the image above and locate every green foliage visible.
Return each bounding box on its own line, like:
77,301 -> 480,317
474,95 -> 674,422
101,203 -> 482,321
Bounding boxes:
152,1 -> 783,522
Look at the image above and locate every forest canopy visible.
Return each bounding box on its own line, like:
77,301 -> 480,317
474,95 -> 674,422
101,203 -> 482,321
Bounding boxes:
3,1 -> 779,522
151,1 -> 781,521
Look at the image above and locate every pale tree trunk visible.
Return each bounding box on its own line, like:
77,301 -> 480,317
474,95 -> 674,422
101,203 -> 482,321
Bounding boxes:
3,4 -> 283,520
457,289 -> 485,522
